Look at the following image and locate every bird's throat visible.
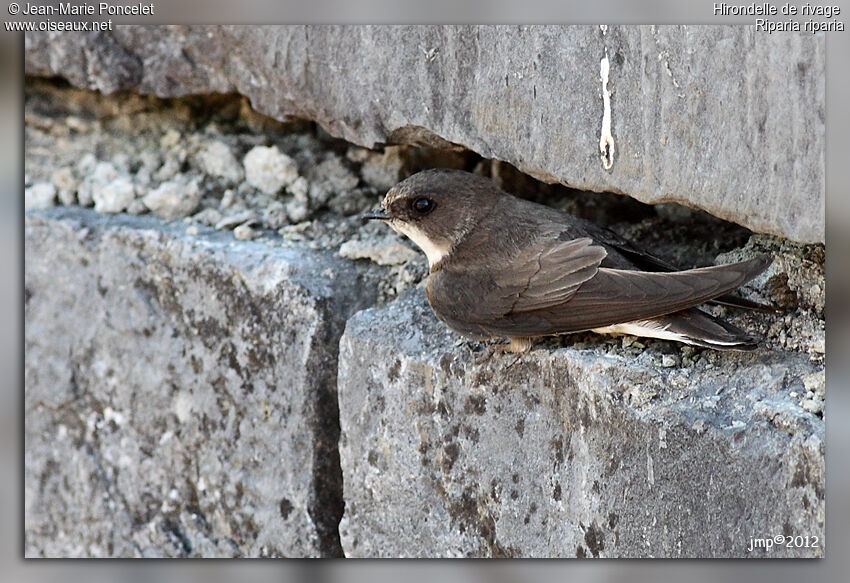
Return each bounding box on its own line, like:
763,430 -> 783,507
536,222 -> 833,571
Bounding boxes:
389,221 -> 451,270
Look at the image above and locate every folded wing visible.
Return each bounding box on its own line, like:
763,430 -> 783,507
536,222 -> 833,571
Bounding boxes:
427,229 -> 771,339
496,255 -> 772,336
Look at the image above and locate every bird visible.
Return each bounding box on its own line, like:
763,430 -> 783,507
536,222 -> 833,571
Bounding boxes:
363,168 -> 773,353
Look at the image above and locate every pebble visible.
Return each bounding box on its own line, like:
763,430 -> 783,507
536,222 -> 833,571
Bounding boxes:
360,146 -> 407,191
328,187 -> 378,216
76,152 -> 97,176
77,161 -> 118,207
244,145 -> 299,195
215,210 -> 256,230
65,116 -> 92,133
25,182 -> 56,209
57,188 -> 77,206
126,199 -> 148,215
197,140 -> 243,183
143,179 -> 202,219
233,223 -> 256,241
220,189 -> 237,209
339,238 -> 419,266
346,146 -> 371,163
285,178 -> 311,223
192,207 -> 223,227
801,371 -> 824,394
307,155 -> 359,205
289,176 -> 309,198
661,354 -> 679,368
159,128 -> 181,149
261,200 -> 289,230
801,397 -> 823,415
51,167 -> 78,199
154,155 -> 183,182
93,177 -> 135,213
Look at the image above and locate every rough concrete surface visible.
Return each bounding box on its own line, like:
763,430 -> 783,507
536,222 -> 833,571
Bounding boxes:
338,290 -> 824,558
24,80 -> 825,558
24,25 -> 824,243
25,208 -> 378,557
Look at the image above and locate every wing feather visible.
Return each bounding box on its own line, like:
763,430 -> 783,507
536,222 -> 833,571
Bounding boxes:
427,226 -> 771,340
496,255 -> 772,336
427,236 -> 607,338
495,237 -> 607,312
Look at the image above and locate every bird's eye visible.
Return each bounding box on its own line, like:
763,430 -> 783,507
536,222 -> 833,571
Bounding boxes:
412,197 -> 435,215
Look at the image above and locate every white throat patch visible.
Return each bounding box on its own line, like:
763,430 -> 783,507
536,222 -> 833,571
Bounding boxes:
389,220 -> 450,269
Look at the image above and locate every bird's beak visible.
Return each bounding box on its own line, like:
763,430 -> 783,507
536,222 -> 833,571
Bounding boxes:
362,208 -> 390,221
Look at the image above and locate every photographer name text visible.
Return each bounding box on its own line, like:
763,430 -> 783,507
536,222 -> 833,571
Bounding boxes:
18,2 -> 154,16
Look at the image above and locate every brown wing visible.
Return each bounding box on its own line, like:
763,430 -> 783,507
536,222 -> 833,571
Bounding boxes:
495,255 -> 772,336
493,237 -> 608,312
587,224 -> 775,312
426,237 -> 607,339
428,239 -> 771,340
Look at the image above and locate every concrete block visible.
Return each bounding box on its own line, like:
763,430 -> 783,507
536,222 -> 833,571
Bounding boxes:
24,25 -> 824,242
25,207 -> 376,557
337,290 -> 824,558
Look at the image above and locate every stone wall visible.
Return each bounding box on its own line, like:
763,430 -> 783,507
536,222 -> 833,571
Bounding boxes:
25,209 -> 381,556
338,291 -> 823,557
24,25 -> 824,242
23,26 -> 825,557
25,206 -> 825,557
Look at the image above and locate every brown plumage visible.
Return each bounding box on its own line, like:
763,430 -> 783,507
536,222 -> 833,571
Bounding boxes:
364,169 -> 772,352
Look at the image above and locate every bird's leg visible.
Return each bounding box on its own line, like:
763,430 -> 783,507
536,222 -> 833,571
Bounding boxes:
488,336 -> 535,354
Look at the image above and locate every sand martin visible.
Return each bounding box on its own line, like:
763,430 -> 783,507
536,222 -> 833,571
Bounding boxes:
365,169 -> 771,353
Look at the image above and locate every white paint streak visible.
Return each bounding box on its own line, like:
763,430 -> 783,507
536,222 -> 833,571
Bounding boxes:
599,53 -> 615,170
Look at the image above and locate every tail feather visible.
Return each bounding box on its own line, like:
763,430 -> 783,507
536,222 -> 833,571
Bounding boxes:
594,307 -> 761,351
606,242 -> 778,313
660,307 -> 760,350
710,293 -> 777,313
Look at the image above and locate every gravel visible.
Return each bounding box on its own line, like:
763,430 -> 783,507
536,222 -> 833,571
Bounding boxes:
24,77 -> 825,361
24,182 -> 56,210
24,75 -> 826,559
143,179 -> 202,219
243,145 -> 300,195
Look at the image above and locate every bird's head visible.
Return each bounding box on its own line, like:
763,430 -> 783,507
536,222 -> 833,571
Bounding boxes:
364,169 -> 498,269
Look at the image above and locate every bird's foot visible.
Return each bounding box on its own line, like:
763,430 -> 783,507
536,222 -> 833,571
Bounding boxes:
469,337 -> 534,365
